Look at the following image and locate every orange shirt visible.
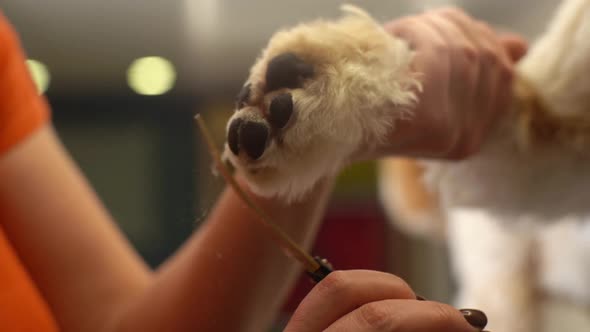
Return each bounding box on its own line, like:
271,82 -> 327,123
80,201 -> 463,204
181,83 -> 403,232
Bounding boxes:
0,12 -> 58,332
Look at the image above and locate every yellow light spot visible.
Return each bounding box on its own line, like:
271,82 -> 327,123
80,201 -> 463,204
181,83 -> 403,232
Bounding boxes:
26,59 -> 50,94
127,56 -> 176,95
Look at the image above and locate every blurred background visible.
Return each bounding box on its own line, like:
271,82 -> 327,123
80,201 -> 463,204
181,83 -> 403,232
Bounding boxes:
3,0 -> 561,330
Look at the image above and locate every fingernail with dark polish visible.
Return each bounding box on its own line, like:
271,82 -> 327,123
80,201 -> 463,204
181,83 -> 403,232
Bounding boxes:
460,309 -> 488,330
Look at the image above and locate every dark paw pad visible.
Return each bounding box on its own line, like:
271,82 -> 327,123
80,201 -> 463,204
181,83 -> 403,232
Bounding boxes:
227,118 -> 243,156
228,118 -> 269,160
265,53 -> 314,92
268,93 -> 293,129
239,121 -> 269,160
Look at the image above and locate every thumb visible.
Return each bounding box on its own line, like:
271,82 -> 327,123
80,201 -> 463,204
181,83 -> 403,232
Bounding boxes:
500,33 -> 528,62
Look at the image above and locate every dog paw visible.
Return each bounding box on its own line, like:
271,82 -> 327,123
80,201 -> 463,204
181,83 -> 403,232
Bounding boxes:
227,53 -> 311,161
223,6 -> 419,202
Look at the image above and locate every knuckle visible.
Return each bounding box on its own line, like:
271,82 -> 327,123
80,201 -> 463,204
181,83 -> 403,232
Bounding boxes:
477,21 -> 494,35
385,17 -> 418,36
388,275 -> 415,298
383,19 -> 405,35
315,270 -> 350,296
430,302 -> 462,327
482,47 -> 499,64
358,302 -> 396,330
480,45 -> 495,57
460,45 -> 479,62
432,40 -> 451,57
438,6 -> 473,24
437,6 -> 464,18
397,17 -> 419,26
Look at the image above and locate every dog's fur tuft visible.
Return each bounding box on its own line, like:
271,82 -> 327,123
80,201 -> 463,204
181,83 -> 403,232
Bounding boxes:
223,6 -> 419,202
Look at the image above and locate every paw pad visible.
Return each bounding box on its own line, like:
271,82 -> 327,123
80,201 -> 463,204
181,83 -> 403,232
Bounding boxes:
227,118 -> 269,160
239,121 -> 269,160
268,93 -> 293,129
265,53 -> 314,92
227,118 -> 243,156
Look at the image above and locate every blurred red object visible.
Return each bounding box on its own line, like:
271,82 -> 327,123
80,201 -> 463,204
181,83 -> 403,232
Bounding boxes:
282,201 -> 390,313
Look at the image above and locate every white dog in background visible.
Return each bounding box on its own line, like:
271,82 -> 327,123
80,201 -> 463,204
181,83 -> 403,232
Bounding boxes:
222,1 -> 590,331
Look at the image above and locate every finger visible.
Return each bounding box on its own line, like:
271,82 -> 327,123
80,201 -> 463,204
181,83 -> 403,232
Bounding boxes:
325,300 -> 481,332
383,18 -> 459,156
472,24 -> 517,144
439,8 -> 510,72
423,12 -> 480,158
495,34 -> 526,118
484,53 -> 515,135
489,68 -> 514,122
422,12 -> 479,64
439,9 -> 513,78
474,22 -> 514,68
437,7 -> 485,49
499,34 -> 529,62
442,15 -> 511,157
470,23 -> 521,146
438,8 -> 511,67
468,34 -> 497,155
384,16 -> 446,58
422,12 -> 480,98
284,270 -> 415,332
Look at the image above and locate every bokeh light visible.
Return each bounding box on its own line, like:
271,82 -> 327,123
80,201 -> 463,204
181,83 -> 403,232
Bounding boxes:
26,59 -> 50,94
127,56 -> 176,96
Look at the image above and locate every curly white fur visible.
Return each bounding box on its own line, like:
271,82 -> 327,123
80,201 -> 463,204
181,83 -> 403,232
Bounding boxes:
223,5 -> 419,202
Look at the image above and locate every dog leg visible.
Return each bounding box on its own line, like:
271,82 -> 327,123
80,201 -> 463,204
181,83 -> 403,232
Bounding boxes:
377,158 -> 445,240
448,208 -> 536,332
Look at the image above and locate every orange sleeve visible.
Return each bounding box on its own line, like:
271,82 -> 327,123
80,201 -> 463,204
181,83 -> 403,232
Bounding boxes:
0,11 -> 50,155
0,12 -> 58,332
0,227 -> 59,332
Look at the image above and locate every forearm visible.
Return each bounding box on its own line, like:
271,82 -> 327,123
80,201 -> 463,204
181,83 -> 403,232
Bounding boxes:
0,126 -> 152,332
0,123 -> 333,332
117,176 -> 334,332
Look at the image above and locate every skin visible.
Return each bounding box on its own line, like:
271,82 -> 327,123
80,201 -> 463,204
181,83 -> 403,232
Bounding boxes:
0,124 -> 334,332
285,270 -> 479,332
0,7 -> 526,332
379,8 -> 528,160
